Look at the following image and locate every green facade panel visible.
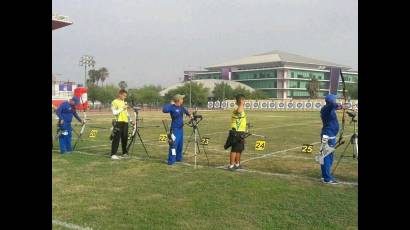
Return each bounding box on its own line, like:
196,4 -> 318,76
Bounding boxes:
239,79 -> 277,88
188,68 -> 357,99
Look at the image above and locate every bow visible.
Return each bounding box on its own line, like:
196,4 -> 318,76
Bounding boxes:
335,69 -> 347,148
162,119 -> 174,146
72,97 -> 87,151
244,122 -> 268,139
127,107 -> 138,145
126,106 -> 150,157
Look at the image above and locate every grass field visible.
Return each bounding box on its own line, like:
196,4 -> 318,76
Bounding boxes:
52,110 -> 358,230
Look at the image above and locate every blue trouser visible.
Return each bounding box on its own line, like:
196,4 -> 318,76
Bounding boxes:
168,127 -> 184,165
59,126 -> 73,154
321,137 -> 336,182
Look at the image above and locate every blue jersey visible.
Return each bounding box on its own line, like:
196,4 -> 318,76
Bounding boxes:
162,104 -> 190,129
56,101 -> 82,130
320,102 -> 342,137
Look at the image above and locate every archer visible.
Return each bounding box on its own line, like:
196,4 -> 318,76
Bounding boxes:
317,94 -> 349,184
110,89 -> 134,160
55,96 -> 85,154
162,94 -> 192,165
224,94 -> 247,171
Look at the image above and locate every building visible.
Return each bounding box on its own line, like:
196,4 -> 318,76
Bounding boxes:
184,50 -> 358,99
159,79 -> 255,98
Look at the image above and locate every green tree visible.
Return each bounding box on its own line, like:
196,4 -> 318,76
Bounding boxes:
87,85 -> 100,105
99,85 -> 120,105
306,78 -> 320,99
212,82 -> 234,100
250,90 -> 269,99
138,85 -> 162,105
232,86 -> 252,98
346,83 -> 358,100
127,85 -> 162,106
164,82 -> 209,107
127,88 -> 141,106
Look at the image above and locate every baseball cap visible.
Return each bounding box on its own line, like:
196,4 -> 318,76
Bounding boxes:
173,94 -> 185,101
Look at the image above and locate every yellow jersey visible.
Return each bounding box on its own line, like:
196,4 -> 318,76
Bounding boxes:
231,110 -> 247,132
111,99 -> 129,122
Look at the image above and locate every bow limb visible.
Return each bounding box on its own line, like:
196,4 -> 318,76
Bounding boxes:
73,96 -> 87,151
126,108 -> 138,152
336,70 -> 347,147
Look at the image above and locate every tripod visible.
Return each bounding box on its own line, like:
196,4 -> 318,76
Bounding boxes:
126,108 -> 150,158
332,115 -> 358,174
183,118 -> 210,168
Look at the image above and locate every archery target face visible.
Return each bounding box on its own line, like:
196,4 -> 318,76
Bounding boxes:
278,102 -> 285,109
214,101 -> 220,108
296,102 -> 303,108
221,101 -> 227,108
261,102 -> 268,108
207,101 -> 214,109
245,102 -> 251,109
287,102 -> 294,109
269,102 -> 276,109
252,102 -> 259,109
305,102 -> 313,108
315,102 -> 322,109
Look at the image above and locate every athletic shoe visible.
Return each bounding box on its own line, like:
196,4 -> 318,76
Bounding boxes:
228,166 -> 236,171
122,154 -> 129,158
234,165 -> 242,169
111,155 -> 120,160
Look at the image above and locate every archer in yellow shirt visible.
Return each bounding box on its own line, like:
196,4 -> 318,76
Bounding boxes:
110,89 -> 133,159
231,109 -> 247,132
226,94 -> 247,170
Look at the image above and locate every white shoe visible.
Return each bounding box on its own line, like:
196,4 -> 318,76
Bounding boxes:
111,155 -> 120,160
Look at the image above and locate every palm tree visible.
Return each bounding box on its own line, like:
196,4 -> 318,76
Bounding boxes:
99,67 -> 109,86
87,69 -> 99,86
95,71 -> 101,86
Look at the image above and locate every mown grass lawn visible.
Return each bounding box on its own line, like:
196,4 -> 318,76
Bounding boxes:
52,110 -> 357,229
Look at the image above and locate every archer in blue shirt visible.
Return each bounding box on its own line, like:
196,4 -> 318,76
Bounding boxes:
55,96 -> 84,154
162,94 -> 192,165
319,94 -> 346,184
